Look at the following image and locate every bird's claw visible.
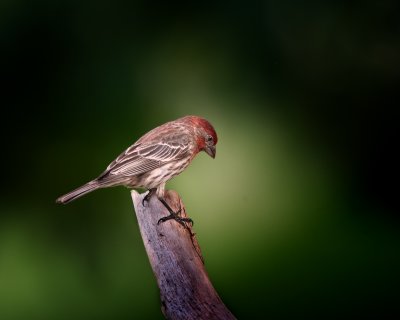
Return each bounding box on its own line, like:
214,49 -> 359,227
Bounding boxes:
142,189 -> 155,207
157,212 -> 193,228
157,197 -> 194,229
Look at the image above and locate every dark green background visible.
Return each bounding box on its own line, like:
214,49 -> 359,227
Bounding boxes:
1,1 -> 399,319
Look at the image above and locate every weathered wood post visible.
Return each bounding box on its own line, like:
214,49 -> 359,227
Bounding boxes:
131,189 -> 236,320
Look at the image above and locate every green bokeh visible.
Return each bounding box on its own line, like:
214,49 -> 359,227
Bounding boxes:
1,1 -> 399,319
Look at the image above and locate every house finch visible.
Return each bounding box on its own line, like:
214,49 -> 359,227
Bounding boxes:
56,115 -> 218,225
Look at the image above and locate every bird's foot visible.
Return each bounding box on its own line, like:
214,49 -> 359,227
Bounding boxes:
157,197 -> 194,229
142,189 -> 156,207
157,212 -> 194,228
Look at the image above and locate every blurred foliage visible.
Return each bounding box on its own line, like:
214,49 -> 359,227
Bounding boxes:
1,0 -> 399,319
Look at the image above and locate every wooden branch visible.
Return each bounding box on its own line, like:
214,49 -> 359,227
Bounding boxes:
131,190 -> 236,320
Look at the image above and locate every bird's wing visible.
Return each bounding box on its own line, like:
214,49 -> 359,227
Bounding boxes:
101,137 -> 190,178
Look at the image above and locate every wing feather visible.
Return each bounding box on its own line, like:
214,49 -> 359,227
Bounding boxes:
102,138 -> 190,178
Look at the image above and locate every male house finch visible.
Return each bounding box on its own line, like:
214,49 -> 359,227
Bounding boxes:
56,115 -> 218,225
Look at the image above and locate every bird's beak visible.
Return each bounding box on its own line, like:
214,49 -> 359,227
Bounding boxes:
205,146 -> 216,158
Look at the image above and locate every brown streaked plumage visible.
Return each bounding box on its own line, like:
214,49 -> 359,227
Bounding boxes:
56,116 -> 218,207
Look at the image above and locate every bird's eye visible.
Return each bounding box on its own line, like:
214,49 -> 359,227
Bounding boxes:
206,135 -> 213,143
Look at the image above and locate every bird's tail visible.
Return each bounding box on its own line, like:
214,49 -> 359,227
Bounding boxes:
56,180 -> 101,204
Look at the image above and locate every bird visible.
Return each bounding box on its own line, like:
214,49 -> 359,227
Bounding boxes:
56,115 -> 218,225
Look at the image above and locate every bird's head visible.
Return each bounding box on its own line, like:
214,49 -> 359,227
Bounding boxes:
186,116 -> 218,158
